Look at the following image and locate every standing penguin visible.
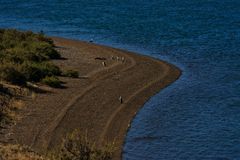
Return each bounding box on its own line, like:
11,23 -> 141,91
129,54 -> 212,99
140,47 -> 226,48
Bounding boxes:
119,96 -> 123,104
102,61 -> 106,67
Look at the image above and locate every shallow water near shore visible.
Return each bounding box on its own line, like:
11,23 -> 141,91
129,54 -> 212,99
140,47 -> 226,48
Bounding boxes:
1,0 -> 240,159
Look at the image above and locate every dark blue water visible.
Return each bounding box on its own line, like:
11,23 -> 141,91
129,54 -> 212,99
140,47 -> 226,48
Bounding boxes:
1,1 -> 240,159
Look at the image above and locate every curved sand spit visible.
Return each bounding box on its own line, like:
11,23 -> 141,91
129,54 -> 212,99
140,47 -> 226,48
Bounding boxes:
3,37 -> 181,159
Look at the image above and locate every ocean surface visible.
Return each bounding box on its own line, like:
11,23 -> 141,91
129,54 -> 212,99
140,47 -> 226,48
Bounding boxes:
1,1 -> 240,159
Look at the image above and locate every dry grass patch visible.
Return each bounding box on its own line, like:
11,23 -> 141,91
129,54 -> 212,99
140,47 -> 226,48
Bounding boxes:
0,143 -> 45,160
49,130 -> 115,160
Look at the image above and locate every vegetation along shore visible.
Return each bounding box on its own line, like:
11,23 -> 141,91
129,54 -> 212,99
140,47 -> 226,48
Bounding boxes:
0,29 -> 181,160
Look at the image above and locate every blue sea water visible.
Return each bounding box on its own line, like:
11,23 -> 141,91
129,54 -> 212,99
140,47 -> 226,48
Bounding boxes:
1,0 -> 240,159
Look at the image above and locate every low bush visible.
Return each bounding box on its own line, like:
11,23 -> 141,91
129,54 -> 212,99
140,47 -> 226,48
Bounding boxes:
0,29 -> 63,87
63,70 -> 79,78
0,63 -> 26,85
29,41 -> 61,60
20,62 -> 45,82
41,76 -> 61,88
50,130 -> 114,160
40,62 -> 62,76
0,130 -> 115,160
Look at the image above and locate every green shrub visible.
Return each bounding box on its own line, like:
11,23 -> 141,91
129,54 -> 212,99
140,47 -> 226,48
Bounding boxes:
63,70 -> 79,78
0,29 -> 63,86
29,41 -> 60,60
41,76 -> 61,88
44,49 -> 60,59
36,31 -> 55,46
42,62 -> 62,76
0,63 -> 26,85
21,62 -> 61,82
20,62 -> 45,82
0,29 -> 61,61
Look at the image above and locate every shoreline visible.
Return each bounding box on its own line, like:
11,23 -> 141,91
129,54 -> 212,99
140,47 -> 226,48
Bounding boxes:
3,37 -> 181,159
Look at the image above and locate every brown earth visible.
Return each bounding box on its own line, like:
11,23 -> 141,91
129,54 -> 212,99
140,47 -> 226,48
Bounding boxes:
2,37 -> 181,159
